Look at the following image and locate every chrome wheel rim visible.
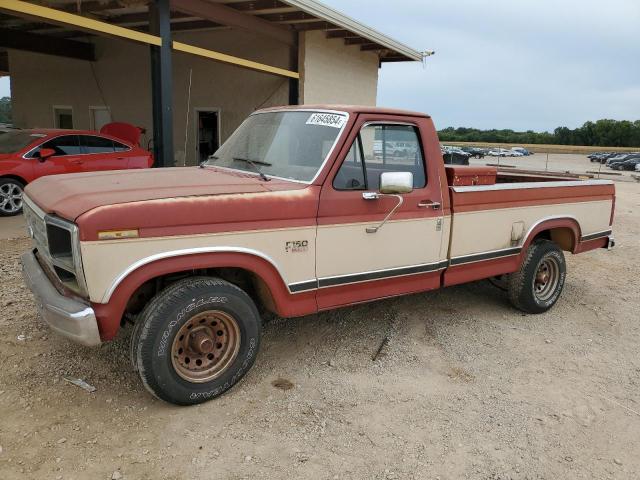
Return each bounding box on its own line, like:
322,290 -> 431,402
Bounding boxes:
171,310 -> 241,383
0,183 -> 23,214
533,256 -> 560,302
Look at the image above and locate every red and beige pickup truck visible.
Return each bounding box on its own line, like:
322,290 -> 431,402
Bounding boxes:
21,106 -> 615,405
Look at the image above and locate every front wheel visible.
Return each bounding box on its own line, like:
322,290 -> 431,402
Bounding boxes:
0,178 -> 25,216
507,240 -> 566,313
131,277 -> 261,405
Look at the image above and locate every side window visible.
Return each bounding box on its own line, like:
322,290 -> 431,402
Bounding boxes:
333,124 -> 426,191
333,138 -> 366,190
80,135 -> 115,154
113,140 -> 130,152
33,135 -> 82,157
361,124 -> 426,190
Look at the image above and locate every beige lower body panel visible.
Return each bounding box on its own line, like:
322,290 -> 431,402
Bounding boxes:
450,200 -> 612,258
315,217 -> 447,279
81,226 -> 317,303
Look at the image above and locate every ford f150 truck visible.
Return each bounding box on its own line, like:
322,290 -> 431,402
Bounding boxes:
21,106 -> 615,405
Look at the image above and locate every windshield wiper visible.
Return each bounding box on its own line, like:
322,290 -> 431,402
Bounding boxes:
199,155 -> 218,168
232,157 -> 272,181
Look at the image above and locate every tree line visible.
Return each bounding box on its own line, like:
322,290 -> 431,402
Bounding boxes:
438,119 -> 640,147
0,97 -> 11,124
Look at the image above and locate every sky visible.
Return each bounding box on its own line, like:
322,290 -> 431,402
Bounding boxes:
320,0 -> 640,132
1,0 -> 638,132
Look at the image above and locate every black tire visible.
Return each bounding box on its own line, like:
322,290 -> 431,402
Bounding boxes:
507,240 -> 566,314
0,178 -> 25,216
133,276 -> 261,405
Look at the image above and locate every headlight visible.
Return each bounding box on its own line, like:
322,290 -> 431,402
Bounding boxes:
23,196 -> 88,297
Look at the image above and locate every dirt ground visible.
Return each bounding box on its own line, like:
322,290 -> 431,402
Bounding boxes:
0,156 -> 638,480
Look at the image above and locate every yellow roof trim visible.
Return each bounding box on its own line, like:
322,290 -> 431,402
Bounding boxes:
173,41 -> 299,79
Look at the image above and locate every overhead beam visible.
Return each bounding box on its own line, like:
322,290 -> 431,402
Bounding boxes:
0,27 -> 95,60
344,37 -> 372,45
99,11 -> 192,26
0,0 -> 298,78
292,21 -> 337,31
170,0 -> 296,46
166,20 -> 222,32
380,56 -> 411,63
325,29 -> 357,39
360,44 -> 385,51
56,1 -> 124,15
228,1 -> 294,14
258,11 -> 316,23
0,0 -> 161,45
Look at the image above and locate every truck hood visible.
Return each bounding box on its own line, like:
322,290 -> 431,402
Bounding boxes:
25,167 -> 306,220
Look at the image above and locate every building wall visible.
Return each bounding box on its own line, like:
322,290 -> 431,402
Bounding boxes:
299,30 -> 379,106
9,29 -> 290,166
9,27 -> 380,166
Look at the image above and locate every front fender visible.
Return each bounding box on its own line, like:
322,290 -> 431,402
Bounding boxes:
92,250 -> 317,341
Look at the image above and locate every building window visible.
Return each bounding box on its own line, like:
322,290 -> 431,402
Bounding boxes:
53,106 -> 73,129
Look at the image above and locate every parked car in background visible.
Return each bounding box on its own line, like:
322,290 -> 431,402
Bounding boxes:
611,156 -> 640,171
442,146 -> 471,165
460,146 -> 486,158
511,147 -> 532,156
0,127 -> 153,216
606,153 -> 639,168
443,151 -> 470,165
0,124 -> 19,134
487,148 -> 513,157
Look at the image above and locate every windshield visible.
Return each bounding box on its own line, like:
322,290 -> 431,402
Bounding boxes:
205,110 -> 348,182
0,131 -> 45,154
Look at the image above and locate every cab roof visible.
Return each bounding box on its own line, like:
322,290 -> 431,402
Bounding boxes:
256,104 -> 431,118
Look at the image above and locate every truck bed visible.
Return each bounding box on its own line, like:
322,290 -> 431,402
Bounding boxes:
442,165 -> 615,286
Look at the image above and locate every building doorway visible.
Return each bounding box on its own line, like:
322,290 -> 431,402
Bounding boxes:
90,106 -> 112,131
196,109 -> 219,163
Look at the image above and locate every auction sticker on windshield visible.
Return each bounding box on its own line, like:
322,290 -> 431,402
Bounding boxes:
306,113 -> 347,129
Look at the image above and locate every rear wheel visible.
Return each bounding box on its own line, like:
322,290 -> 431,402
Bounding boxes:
0,178 -> 25,216
132,276 -> 261,405
508,240 -> 566,313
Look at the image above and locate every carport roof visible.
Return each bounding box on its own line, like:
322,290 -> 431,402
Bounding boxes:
0,0 -> 427,66
278,0 -> 424,62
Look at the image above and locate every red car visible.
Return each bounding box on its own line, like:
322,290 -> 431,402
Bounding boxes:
0,128 -> 153,216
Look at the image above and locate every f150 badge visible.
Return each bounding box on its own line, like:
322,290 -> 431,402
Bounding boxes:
285,240 -> 308,253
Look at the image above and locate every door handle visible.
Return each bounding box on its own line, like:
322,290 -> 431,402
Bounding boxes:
418,200 -> 441,210
70,159 -> 84,165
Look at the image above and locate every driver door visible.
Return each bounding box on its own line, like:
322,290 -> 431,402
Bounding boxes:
315,118 -> 446,309
30,135 -> 85,178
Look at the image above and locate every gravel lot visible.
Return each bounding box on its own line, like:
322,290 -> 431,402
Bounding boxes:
0,157 -> 638,480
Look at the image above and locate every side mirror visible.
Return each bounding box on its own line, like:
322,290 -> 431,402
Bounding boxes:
379,171 -> 413,194
38,148 -> 56,161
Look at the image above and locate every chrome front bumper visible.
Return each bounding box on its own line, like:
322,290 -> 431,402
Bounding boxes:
21,251 -> 101,347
